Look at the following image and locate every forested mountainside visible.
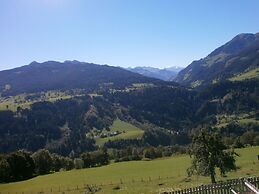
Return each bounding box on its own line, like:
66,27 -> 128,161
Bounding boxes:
0,95 -> 120,155
0,78 -> 258,155
0,60 -> 161,96
174,33 -> 259,87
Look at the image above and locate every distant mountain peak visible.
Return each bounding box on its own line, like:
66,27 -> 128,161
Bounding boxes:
63,60 -> 84,64
29,61 -> 39,65
208,32 -> 259,57
127,66 -> 184,81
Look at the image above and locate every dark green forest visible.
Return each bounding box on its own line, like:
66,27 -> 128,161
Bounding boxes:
0,79 -> 258,156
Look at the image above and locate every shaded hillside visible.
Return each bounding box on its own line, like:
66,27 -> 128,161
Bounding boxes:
0,60 -> 161,96
196,80 -> 259,118
105,79 -> 259,130
175,33 -> 259,87
0,95 -> 116,155
105,86 -> 199,129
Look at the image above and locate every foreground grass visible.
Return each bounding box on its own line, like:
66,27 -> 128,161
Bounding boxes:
1,146 -> 259,194
95,119 -> 144,145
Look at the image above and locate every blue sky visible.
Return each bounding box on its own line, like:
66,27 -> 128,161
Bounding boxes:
0,0 -> 259,70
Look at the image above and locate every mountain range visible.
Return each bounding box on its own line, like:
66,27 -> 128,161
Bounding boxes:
0,60 -> 161,96
174,32 -> 259,87
127,66 -> 183,81
1,32 -> 258,95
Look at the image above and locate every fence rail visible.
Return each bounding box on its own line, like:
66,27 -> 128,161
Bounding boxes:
160,177 -> 259,194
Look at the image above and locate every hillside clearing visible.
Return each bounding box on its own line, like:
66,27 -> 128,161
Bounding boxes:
215,114 -> 259,128
95,119 -> 144,145
229,68 -> 259,81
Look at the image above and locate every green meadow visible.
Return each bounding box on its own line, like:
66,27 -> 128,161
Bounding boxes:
0,91 -> 82,111
229,67 -> 259,81
1,146 -> 259,194
215,113 -> 259,128
95,119 -> 144,146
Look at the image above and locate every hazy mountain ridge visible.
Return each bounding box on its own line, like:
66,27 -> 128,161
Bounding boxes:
174,33 -> 259,87
0,60 -> 162,96
127,66 -> 183,81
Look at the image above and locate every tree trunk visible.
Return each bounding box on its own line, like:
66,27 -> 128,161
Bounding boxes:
210,170 -> 216,183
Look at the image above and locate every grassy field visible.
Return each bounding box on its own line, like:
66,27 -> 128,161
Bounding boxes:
229,67 -> 259,81
0,90 -> 84,111
1,146 -> 259,194
216,118 -> 259,128
215,113 -> 259,128
0,94 -> 31,111
95,119 -> 144,145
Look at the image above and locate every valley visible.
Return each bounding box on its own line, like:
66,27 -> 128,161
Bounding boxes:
1,1 -> 259,193
0,33 -> 258,194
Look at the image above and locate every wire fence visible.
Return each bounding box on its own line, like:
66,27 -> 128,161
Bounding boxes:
160,176 -> 259,194
0,175 -> 177,194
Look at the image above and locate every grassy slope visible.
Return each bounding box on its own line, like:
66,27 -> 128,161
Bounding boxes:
0,91 -> 82,111
216,115 -> 259,128
95,119 -> 144,145
1,146 -> 259,194
229,67 -> 259,81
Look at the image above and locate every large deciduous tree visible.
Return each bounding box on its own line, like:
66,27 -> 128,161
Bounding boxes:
0,156 -> 11,183
32,149 -> 53,175
3,151 -> 35,182
187,129 -> 237,183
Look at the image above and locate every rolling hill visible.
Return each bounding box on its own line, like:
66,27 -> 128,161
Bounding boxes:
0,60 -> 161,96
174,33 -> 259,87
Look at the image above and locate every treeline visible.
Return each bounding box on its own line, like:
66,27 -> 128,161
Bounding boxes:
0,144 -> 188,183
218,122 -> 259,148
190,122 -> 259,149
110,145 -> 187,162
2,127 -> 259,183
103,128 -> 191,149
0,148 -> 109,183
0,149 -> 74,183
